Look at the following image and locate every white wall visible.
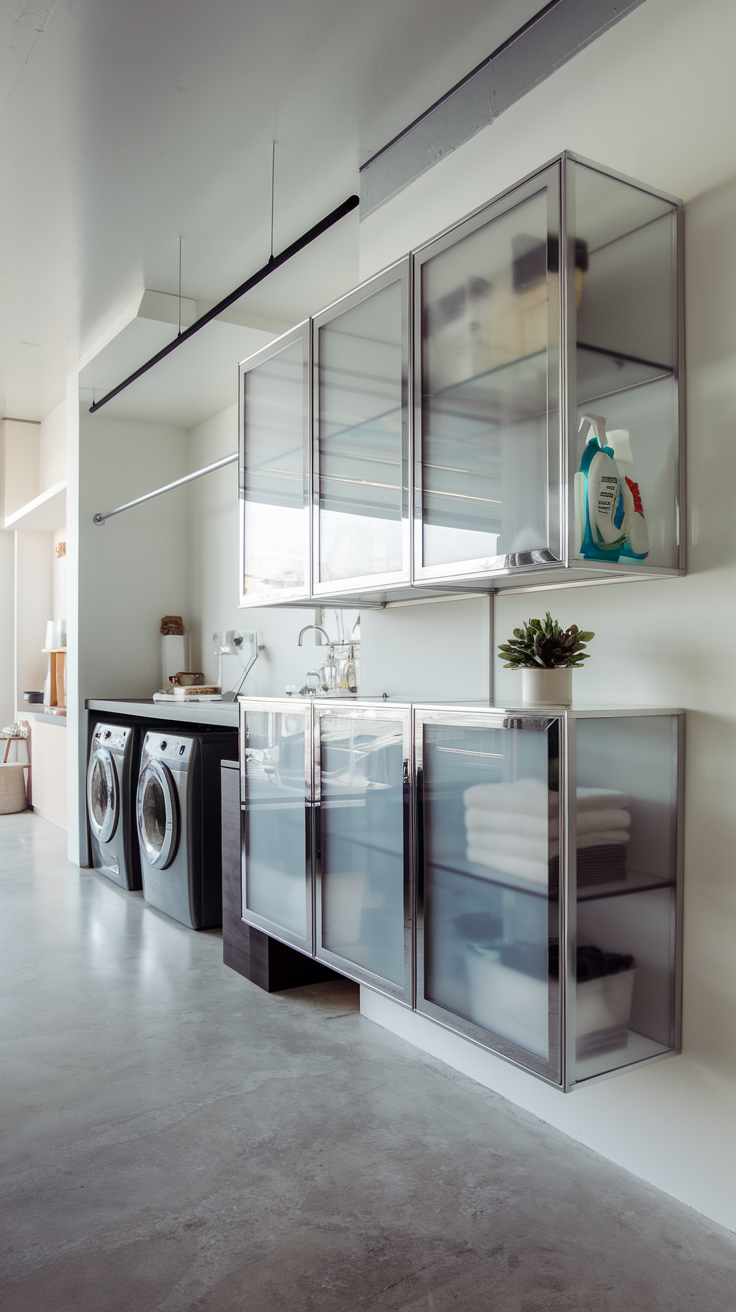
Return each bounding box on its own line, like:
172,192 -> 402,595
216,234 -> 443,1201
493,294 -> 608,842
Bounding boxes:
14,530 -> 53,715
355,0 -> 736,1234
39,401 -> 67,492
1,420 -> 39,519
0,531 -> 14,727
67,411 -> 190,862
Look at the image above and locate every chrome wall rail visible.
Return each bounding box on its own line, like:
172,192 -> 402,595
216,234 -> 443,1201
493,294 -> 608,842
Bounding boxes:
92,451 -> 237,526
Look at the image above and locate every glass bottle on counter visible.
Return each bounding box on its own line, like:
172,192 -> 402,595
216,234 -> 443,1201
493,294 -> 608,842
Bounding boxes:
321,650 -> 338,693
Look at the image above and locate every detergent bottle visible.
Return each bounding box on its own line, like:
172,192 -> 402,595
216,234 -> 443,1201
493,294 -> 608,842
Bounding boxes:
573,413 -> 628,562
607,429 -> 649,560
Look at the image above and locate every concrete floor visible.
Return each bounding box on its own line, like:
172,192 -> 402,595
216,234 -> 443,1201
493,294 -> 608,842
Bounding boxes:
2,813 -> 735,1312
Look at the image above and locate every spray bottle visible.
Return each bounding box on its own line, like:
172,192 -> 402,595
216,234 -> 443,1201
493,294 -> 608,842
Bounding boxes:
607,429 -> 649,560
574,413 -> 628,561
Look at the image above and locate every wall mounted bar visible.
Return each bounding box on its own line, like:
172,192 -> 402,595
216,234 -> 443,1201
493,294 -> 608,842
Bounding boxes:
88,194 -> 360,414
93,452 -> 237,526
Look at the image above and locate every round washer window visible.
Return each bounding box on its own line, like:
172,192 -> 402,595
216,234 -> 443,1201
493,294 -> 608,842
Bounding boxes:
141,774 -> 166,856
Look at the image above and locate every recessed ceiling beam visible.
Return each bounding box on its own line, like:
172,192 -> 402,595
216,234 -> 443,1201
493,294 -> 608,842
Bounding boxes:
360,0 -> 647,215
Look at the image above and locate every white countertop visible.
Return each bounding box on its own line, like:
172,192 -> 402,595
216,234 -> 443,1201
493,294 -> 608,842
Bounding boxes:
86,698 -> 239,728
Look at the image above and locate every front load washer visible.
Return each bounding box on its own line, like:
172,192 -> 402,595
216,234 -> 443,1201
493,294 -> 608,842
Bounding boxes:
88,721 -> 142,889
136,728 -> 237,929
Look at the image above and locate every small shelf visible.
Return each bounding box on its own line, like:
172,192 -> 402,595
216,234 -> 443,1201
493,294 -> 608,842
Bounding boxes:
435,344 -> 673,427
4,480 -> 67,531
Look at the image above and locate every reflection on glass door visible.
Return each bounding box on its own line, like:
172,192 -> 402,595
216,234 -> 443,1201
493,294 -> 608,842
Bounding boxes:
415,167 -> 560,579
316,708 -> 410,997
240,324 -> 309,604
314,261 -> 409,592
241,701 -> 311,951
417,712 -> 561,1080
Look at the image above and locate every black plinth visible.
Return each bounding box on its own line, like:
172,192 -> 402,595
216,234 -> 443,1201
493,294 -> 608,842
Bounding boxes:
220,760 -> 340,992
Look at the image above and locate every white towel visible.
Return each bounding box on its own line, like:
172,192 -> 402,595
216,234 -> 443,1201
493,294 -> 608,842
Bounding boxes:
466,846 -> 548,885
463,779 -> 629,816
466,828 -> 630,874
464,806 -> 631,841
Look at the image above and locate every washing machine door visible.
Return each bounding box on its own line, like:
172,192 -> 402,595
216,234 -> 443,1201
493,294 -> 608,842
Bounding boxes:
88,746 -> 118,844
137,759 -> 179,869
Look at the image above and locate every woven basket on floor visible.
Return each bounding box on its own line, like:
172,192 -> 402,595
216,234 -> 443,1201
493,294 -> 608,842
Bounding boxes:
0,763 -> 27,814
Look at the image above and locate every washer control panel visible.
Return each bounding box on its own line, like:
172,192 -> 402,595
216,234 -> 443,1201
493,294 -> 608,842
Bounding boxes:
94,723 -> 130,752
144,732 -> 193,765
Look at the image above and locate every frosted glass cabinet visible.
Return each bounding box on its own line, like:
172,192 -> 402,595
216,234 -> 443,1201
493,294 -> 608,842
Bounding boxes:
239,698 -> 683,1091
239,153 -> 684,608
416,706 -> 683,1091
413,154 -> 684,590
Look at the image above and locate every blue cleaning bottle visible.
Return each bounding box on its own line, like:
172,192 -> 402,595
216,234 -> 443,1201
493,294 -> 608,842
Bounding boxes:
574,413 -> 628,562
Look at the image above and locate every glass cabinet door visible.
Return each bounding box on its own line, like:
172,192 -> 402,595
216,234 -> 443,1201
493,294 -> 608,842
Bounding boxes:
313,260 -> 410,594
314,705 -> 411,1001
239,323 -> 310,606
239,699 -> 312,952
413,165 -> 561,584
568,712 -> 682,1089
416,710 -> 562,1084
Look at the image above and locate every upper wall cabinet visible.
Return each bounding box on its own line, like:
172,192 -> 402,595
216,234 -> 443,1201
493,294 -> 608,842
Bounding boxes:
413,153 -> 684,592
238,153 -> 684,608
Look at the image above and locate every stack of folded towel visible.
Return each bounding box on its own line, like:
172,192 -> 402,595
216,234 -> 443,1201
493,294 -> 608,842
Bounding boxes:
463,778 -> 631,889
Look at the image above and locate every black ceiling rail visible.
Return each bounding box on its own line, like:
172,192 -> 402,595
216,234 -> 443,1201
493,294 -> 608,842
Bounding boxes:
89,193 -> 360,414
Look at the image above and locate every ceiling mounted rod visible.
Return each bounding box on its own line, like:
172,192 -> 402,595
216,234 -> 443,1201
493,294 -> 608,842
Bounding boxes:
93,452 -> 237,526
88,193 -> 359,414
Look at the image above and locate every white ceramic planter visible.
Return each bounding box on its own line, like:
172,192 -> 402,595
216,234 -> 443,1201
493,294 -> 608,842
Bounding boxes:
520,666 -> 573,707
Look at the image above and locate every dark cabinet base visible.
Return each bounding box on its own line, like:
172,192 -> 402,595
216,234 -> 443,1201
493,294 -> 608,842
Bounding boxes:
221,760 -> 340,993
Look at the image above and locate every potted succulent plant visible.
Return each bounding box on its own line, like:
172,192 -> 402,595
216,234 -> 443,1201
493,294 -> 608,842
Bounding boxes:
498,613 -> 594,707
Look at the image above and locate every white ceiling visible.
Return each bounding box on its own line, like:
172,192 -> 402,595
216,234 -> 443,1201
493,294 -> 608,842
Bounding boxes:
0,0 -> 543,422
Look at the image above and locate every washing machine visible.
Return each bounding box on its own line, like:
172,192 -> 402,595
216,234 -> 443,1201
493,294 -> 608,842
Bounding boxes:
136,728 -> 238,929
87,721 -> 142,890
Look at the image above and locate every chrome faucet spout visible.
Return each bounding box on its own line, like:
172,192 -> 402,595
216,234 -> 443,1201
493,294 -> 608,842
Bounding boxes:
297,624 -> 332,647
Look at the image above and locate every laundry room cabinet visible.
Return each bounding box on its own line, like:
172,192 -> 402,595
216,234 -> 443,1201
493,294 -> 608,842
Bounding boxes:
237,697 -> 683,1091
238,153 -> 684,608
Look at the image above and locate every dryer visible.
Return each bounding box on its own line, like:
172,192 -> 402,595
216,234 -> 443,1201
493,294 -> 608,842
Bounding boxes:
136,728 -> 237,929
87,721 -> 142,890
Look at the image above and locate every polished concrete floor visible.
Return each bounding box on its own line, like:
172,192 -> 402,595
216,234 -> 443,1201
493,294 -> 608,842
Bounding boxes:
2,811 -> 736,1312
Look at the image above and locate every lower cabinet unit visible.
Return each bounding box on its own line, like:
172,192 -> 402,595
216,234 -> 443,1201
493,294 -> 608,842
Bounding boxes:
237,698 -> 683,1091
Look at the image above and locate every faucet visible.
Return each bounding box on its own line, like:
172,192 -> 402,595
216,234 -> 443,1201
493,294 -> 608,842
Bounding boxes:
297,624 -> 333,646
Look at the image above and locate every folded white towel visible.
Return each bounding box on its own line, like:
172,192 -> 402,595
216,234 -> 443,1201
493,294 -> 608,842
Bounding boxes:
463,778 -> 548,816
466,846 -> 548,885
464,806 -> 631,841
463,779 -> 629,816
466,828 -> 630,869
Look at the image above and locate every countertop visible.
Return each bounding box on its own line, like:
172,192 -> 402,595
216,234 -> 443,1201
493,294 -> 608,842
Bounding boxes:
86,698 -> 239,729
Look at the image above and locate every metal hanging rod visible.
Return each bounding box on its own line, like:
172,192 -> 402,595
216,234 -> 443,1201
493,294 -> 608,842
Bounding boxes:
93,452 -> 237,526
89,193 -> 359,414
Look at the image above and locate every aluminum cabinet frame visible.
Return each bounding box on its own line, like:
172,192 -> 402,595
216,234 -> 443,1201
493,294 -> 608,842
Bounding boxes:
414,703 -> 684,1092
312,258 -> 414,603
313,701 -> 413,1005
239,321 -> 312,609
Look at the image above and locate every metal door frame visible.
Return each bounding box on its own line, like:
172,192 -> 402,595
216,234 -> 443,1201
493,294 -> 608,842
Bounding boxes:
239,697 -> 314,955
311,257 -> 412,598
412,160 -> 563,588
137,757 -> 179,870
88,745 -> 119,844
414,705 -> 565,1086
238,321 -> 312,608
313,701 -> 413,1004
